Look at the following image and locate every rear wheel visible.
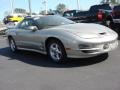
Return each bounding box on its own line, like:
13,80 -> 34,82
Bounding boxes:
47,40 -> 67,63
8,37 -> 17,52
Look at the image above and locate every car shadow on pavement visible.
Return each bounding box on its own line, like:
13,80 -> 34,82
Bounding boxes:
0,47 -> 108,68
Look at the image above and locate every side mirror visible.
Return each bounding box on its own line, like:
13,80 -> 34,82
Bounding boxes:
27,26 -> 38,31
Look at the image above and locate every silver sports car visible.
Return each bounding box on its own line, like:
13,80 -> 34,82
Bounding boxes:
6,15 -> 118,63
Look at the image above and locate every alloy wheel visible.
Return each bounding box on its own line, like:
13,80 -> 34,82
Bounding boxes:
9,38 -> 17,52
47,40 -> 67,63
49,43 -> 62,62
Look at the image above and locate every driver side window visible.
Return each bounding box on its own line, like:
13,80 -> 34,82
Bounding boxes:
18,19 -> 37,30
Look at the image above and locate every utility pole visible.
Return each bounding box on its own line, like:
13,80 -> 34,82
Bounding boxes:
28,0 -> 32,16
43,0 -> 47,14
77,0 -> 80,10
10,0 -> 14,14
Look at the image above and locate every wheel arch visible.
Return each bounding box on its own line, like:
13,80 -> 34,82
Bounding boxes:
45,37 -> 67,62
45,37 -> 68,54
45,37 -> 65,49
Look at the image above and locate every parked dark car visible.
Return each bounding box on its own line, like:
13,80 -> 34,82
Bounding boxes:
106,5 -> 120,29
63,4 -> 112,23
63,10 -> 80,22
63,4 -> 120,31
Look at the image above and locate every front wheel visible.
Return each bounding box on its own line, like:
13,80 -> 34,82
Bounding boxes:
47,40 -> 67,63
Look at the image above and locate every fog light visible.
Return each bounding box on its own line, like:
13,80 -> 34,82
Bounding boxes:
103,44 -> 109,49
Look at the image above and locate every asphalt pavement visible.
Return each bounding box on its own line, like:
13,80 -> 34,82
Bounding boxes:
0,23 -> 7,31
0,36 -> 120,90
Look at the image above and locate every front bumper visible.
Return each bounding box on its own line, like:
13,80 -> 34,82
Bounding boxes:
66,40 -> 118,58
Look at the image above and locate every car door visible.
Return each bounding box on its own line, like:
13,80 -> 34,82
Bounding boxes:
15,19 -> 43,50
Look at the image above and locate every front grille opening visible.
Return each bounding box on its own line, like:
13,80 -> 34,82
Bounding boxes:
81,50 -> 99,53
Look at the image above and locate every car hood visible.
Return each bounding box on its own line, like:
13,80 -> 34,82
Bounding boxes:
54,23 -> 115,39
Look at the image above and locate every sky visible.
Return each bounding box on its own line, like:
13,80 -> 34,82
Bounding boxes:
0,0 -> 101,20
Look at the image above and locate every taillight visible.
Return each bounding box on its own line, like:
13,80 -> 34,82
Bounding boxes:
97,11 -> 103,21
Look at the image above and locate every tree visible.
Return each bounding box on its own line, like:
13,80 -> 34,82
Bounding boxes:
56,3 -> 67,14
111,0 -> 116,4
111,0 -> 120,4
39,10 -> 46,15
48,9 -> 53,14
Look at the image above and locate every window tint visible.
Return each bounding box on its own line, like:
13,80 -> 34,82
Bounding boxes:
18,19 -> 36,29
36,15 -> 75,29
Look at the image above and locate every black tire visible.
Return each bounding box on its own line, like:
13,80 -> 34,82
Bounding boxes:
108,21 -> 115,30
47,40 -> 67,63
8,37 -> 18,52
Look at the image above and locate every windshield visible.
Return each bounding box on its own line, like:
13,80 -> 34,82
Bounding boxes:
35,15 -> 75,28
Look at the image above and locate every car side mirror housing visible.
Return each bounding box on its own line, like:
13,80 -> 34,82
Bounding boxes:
27,26 -> 38,31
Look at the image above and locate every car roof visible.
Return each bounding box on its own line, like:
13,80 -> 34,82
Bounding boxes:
24,15 -> 60,20
24,15 -> 44,19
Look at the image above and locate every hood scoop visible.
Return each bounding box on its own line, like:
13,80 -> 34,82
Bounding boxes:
99,32 -> 106,35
